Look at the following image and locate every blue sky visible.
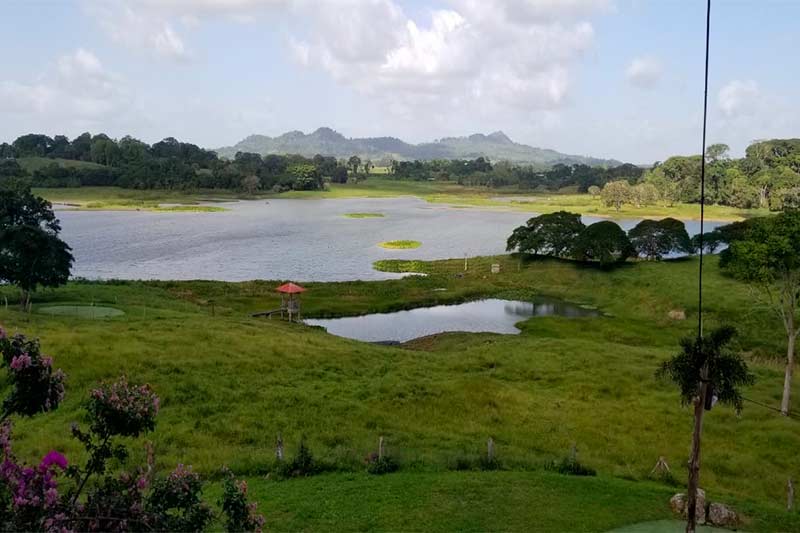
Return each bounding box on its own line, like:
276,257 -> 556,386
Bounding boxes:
1,0 -> 797,163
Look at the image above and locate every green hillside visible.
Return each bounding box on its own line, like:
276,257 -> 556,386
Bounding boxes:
17,156 -> 108,172
0,255 -> 797,530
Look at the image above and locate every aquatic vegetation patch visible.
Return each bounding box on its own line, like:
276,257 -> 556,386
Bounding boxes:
378,240 -> 422,249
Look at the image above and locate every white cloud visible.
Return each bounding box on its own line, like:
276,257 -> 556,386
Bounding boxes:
85,1 -> 189,60
625,56 -> 662,88
718,80 -> 759,117
0,49 -> 133,133
290,0 -> 602,116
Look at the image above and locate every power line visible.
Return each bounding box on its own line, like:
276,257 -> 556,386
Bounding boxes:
697,0 -> 711,341
742,396 -> 800,421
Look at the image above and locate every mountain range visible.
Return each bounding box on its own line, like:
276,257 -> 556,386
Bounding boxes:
214,127 -> 621,167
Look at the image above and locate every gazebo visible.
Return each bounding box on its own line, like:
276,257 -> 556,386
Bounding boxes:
276,282 -> 306,322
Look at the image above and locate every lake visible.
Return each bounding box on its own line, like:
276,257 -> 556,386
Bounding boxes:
57,197 -> 722,282
305,298 -> 600,343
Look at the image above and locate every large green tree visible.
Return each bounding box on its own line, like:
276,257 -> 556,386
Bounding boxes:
0,183 -> 73,309
658,326 -> 754,533
506,211 -> 585,257
720,211 -> 800,415
628,218 -> 692,260
571,221 -> 634,266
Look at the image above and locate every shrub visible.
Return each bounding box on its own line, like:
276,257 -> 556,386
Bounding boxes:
220,470 -> 265,533
365,453 -> 399,475
147,464 -> 214,532
274,440 -> 319,478
87,376 -> 159,438
0,328 -> 66,417
546,456 -> 596,477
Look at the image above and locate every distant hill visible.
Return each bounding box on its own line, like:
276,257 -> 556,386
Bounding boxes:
215,127 -> 621,167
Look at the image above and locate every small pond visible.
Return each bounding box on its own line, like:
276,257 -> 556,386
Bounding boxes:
305,298 -> 599,343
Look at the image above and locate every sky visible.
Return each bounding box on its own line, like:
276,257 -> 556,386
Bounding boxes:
0,0 -> 797,163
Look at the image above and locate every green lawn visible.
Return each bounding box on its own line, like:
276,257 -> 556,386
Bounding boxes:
35,181 -> 764,220
0,256 -> 797,530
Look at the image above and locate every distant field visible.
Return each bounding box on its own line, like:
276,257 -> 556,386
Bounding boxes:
18,156 -> 108,172
36,180 -> 765,220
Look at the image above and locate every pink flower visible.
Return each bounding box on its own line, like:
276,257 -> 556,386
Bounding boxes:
40,451 -> 68,471
9,354 -> 32,370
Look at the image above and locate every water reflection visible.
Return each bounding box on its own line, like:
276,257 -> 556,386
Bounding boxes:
305,298 -> 599,343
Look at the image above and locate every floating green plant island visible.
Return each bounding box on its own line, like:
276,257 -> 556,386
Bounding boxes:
344,212 -> 385,218
378,240 -> 422,249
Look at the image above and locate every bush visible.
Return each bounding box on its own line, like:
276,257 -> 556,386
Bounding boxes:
545,456 -> 596,477
365,453 -> 399,475
274,440 -> 319,478
87,376 -> 159,438
220,470 -> 265,533
0,328 -> 66,417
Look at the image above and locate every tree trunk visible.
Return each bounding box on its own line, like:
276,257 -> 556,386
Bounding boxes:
19,289 -> 30,312
686,383 -> 707,533
781,330 -> 795,416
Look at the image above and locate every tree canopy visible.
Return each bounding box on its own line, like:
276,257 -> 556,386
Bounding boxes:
719,211 -> 800,415
571,221 -> 634,266
628,217 -> 692,260
0,184 -> 73,308
506,211 -> 585,257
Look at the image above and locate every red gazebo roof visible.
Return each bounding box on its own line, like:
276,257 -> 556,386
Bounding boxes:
276,282 -> 306,294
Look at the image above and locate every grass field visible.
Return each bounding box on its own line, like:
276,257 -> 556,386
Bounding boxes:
35,181 -> 764,220
18,157 -> 108,172
0,255 -> 797,530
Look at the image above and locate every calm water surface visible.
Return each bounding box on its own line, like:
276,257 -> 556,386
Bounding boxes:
57,197 -> 722,282
305,298 -> 599,343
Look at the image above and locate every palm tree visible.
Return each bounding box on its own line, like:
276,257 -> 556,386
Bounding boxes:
657,326 -> 754,533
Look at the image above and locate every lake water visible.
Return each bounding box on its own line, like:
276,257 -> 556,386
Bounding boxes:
57,197 -> 722,282
305,298 -> 600,343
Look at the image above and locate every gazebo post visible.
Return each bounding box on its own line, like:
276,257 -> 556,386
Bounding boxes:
275,282 -> 306,322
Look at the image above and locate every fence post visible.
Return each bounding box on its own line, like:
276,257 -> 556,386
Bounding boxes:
789,478 -> 795,512
487,437 -> 495,462
276,433 -> 284,461
378,436 -> 385,459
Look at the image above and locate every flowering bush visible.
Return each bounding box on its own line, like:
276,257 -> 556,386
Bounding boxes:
146,464 -> 213,532
87,376 -> 158,438
0,327 -> 266,532
0,421 -> 69,531
220,470 -> 265,533
0,328 -> 66,417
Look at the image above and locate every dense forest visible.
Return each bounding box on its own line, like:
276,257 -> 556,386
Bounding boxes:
1,133 -> 798,209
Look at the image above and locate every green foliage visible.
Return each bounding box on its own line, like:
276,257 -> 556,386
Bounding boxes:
657,326 -> 754,411
720,211 -> 800,285
506,211 -> 585,256
147,466 -> 215,532
0,184 -> 73,305
572,221 -> 634,266
628,218 -> 692,260
365,455 -> 399,475
275,440 -> 319,479
600,180 -> 632,211
546,456 -> 596,477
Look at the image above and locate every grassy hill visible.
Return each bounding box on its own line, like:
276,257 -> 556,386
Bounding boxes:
17,156 -> 108,172
0,256 -> 797,530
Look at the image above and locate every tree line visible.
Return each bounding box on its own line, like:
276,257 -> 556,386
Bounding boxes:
0,133 -> 361,193
388,157 -> 645,190
597,140 -> 800,210
506,211 -> 748,266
